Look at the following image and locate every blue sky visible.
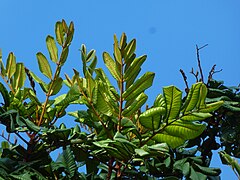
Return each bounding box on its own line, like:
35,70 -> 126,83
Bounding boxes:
1,1 -> 240,179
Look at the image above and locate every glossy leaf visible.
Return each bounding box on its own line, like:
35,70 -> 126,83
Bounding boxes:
182,83 -> 207,113
6,52 -> 16,79
124,55 -> 147,81
124,39 -> 136,61
46,35 -> 58,63
163,85 -> 182,121
153,121 -> 206,148
50,77 -> 63,96
103,52 -> 120,81
59,46 -> 69,65
139,107 -> 166,130
122,92 -> 148,117
36,52 -> 52,80
113,34 -> 122,64
199,101 -> 224,113
55,21 -> 64,46
13,63 -> 26,89
123,72 -> 155,101
181,112 -> 212,121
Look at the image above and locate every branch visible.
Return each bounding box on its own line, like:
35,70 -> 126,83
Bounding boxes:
196,44 -> 208,83
180,69 -> 189,93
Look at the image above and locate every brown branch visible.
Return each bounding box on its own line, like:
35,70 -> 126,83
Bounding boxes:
196,44 -> 208,83
207,64 -> 222,84
180,69 -> 189,93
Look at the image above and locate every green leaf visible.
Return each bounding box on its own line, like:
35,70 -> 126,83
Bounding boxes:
181,112 -> 212,121
0,49 -> 6,76
56,146 -> 77,178
123,72 -> 155,101
55,21 -> 64,46
13,63 -> 26,89
6,52 -> 16,79
182,83 -> 207,113
124,55 -> 147,81
46,35 -> 58,63
113,34 -> 122,64
199,101 -> 224,113
36,52 -> 52,79
103,52 -> 120,81
163,85 -> 182,121
122,92 -> 148,117
59,46 -> 69,65
50,77 -> 63,96
28,70 -> 49,93
86,49 -> 96,63
139,107 -> 166,130
153,121 -> 206,148
65,21 -> 74,45
124,39 -> 136,61
0,82 -> 10,107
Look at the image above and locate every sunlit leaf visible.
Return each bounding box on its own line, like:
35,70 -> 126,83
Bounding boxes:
123,72 -> 155,101
13,63 -> 26,89
36,52 -> 52,79
103,52 -> 120,81
50,77 -> 63,96
122,93 -> 148,117
6,52 -> 16,79
163,85 -> 182,121
46,35 -> 58,63
55,21 -> 64,46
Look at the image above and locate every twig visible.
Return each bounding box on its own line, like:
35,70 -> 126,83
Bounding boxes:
190,68 -> 199,82
180,69 -> 189,93
207,64 -> 222,83
196,44 -> 208,83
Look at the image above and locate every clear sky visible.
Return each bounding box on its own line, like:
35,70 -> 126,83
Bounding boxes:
0,1 -> 240,179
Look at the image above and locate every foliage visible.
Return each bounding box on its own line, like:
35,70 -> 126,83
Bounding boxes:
0,20 -> 238,179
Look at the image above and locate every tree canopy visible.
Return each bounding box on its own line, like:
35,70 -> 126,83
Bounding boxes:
0,20 -> 239,180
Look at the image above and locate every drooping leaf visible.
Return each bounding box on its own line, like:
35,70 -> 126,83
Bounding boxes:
199,101 -> 224,113
123,72 -> 155,101
36,52 -> 52,80
103,52 -> 120,81
46,35 -> 58,63
181,112 -> 212,121
6,52 -> 16,79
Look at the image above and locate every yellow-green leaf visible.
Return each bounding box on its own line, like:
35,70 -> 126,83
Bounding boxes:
55,21 -> 64,46
103,52 -> 121,81
46,35 -> 58,63
6,52 -> 16,79
36,52 -> 52,79
13,63 -> 26,89
123,72 -> 155,101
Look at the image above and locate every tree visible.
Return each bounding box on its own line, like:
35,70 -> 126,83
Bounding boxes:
0,20 -> 239,179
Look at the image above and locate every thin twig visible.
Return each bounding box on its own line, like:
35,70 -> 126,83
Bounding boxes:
207,64 -> 222,83
180,69 -> 189,93
196,44 -> 208,83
